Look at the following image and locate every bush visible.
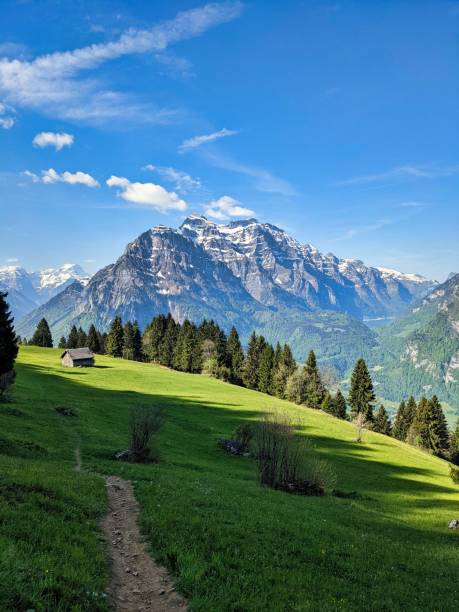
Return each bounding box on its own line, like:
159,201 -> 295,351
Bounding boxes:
127,405 -> 163,463
252,412 -> 336,495
233,423 -> 254,450
450,465 -> 459,485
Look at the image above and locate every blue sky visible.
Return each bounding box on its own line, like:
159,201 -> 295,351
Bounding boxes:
0,0 -> 458,281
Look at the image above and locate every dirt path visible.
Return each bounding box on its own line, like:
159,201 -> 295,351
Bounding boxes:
101,476 -> 187,612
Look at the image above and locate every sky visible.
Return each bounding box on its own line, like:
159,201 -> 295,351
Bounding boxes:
0,0 -> 458,281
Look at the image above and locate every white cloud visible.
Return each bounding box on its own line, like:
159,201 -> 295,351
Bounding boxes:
0,2 -> 243,123
401,201 -> 427,208
178,128 -> 238,152
143,164 -> 201,193
107,175 -> 187,212
204,195 -> 255,221
23,168 -> 99,187
337,219 -> 393,240
5,257 -> 19,263
0,102 -> 15,129
33,131 -> 74,150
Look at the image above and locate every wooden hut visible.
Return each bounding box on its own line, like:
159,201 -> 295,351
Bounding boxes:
61,348 -> 94,368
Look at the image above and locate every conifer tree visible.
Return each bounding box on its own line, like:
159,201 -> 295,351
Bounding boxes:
333,389 -> 347,419
77,327 -> 87,347
348,358 -> 375,422
405,396 -> 417,431
392,400 -> 407,440
226,326 -> 245,384
258,344 -> 274,394
0,292 -> 18,396
132,321 -> 142,361
303,350 -> 326,409
106,316 -> 124,357
243,331 -> 261,390
159,316 -> 177,367
173,320 -> 195,372
321,391 -> 334,414
98,332 -> 107,354
66,325 -> 78,349
271,344 -> 297,398
413,396 -> 449,456
373,405 -> 392,435
58,336 -> 67,349
142,314 -> 168,362
87,324 -> 100,353
31,318 -> 53,348
123,321 -> 136,360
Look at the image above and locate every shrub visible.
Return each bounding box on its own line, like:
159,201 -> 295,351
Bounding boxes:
252,412 -> 336,495
233,423 -> 254,450
127,405 -> 163,463
450,465 -> 459,485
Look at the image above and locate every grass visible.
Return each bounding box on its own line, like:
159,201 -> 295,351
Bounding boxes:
1,346 -> 458,611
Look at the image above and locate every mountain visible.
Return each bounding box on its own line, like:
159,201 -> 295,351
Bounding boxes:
372,273 -> 459,406
0,264 -> 89,320
16,216 -> 435,373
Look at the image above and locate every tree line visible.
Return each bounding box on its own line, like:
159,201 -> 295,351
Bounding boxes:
24,312 -> 459,464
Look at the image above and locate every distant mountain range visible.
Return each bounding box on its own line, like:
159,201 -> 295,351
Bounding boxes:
15,216 -> 437,377
0,263 -> 89,320
372,272 -> 459,407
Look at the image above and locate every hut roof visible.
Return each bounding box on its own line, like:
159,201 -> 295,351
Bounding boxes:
61,348 -> 94,360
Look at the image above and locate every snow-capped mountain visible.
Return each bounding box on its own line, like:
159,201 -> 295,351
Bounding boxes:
17,216 -> 435,373
0,263 -> 89,320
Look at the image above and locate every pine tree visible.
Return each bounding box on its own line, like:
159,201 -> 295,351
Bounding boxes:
142,314 -> 168,362
87,324 -> 100,353
123,321 -> 136,360
243,332 -> 261,390
321,391 -> 334,414
106,316 -> 124,357
31,318 -> 53,348
392,400 -> 407,440
413,396 -> 449,456
67,325 -> 79,349
98,332 -> 107,354
303,350 -> 326,409
58,336 -> 67,349
159,316 -> 177,367
348,358 -> 375,422
271,344 -> 297,398
450,419 -> 459,466
0,292 -> 18,396
132,322 -> 142,361
258,344 -> 274,394
226,326 -> 245,384
405,396 -> 417,431
333,389 -> 347,419
77,327 -> 87,347
373,405 -> 392,435
173,320 -> 195,372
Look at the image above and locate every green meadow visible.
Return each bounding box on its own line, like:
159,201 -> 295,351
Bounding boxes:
1,346 -> 458,611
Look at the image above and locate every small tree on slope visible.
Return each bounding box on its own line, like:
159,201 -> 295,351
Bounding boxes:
373,405 -> 392,436
106,316 -> 124,357
0,292 -> 18,398
348,358 -> 375,422
31,318 -> 53,348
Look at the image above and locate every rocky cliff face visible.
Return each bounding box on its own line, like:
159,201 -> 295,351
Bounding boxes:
16,216 -> 436,373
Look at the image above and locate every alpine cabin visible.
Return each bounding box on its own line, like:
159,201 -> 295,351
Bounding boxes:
61,348 -> 94,368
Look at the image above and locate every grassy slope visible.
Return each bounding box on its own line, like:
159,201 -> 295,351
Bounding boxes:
1,347 -> 458,611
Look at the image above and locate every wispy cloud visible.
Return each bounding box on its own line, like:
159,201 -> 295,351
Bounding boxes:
204,195 -> 255,220
205,151 -> 296,196
107,175 -> 187,212
143,164 -> 201,193
178,128 -> 238,153
0,102 -> 15,128
400,201 -> 428,208
0,2 -> 243,123
339,164 -> 459,186
33,131 -> 74,151
23,168 -> 99,187
337,219 -> 393,240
